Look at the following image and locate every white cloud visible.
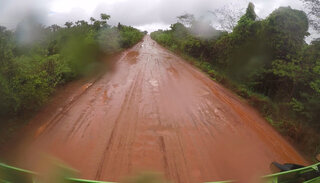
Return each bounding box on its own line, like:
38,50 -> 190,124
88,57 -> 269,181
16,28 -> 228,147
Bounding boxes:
49,0 -> 125,14
134,22 -> 171,33
0,0 -> 48,28
254,0 -> 304,18
0,0 -> 311,36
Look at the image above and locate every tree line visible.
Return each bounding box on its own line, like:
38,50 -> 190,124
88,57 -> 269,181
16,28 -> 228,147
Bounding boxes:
151,3 -> 320,158
0,14 -> 144,116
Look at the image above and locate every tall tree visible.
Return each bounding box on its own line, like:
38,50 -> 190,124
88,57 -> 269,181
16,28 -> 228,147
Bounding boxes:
90,17 -> 96,25
65,21 -> 73,28
49,24 -> 61,32
100,13 -> 111,26
100,13 -> 111,21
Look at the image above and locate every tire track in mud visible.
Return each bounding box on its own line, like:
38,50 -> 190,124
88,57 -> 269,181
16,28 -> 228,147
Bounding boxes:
95,54 -> 145,180
34,76 -> 102,139
14,36 -> 307,183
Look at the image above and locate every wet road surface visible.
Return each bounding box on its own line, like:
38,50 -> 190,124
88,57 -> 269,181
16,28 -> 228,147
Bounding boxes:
13,36 -> 306,183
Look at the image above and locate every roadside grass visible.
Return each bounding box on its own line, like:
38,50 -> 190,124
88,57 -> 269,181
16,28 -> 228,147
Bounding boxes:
0,116 -> 30,147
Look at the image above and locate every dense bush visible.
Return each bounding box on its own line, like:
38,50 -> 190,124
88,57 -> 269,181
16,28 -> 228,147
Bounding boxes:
0,14 -> 144,116
151,4 -> 320,158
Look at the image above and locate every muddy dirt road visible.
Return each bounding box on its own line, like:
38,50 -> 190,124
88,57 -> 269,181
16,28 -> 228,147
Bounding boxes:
11,36 -> 306,183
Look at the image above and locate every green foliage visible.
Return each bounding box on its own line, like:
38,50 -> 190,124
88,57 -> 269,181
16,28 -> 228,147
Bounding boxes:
151,22 -> 224,60
118,24 -> 144,48
236,2 -> 256,28
98,27 -> 121,53
100,13 -> 110,21
151,4 -> 320,157
264,7 -> 309,60
123,172 -> 169,183
290,98 -> 304,112
0,14 -> 143,116
245,2 -> 257,20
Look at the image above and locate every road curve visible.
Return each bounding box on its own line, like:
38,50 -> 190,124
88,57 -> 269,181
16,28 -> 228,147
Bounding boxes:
14,36 -> 306,183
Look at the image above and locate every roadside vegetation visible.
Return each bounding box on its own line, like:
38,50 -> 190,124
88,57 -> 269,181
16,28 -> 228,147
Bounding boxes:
151,2 -> 320,159
0,14 -> 144,144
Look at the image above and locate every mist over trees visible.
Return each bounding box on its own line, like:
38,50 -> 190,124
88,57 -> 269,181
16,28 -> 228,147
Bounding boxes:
151,3 -> 320,157
209,3 -> 245,32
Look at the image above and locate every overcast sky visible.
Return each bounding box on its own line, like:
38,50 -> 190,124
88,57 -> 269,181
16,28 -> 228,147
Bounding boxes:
0,0 -> 306,33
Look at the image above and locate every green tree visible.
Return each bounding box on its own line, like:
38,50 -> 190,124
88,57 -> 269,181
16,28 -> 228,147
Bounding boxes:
90,17 -> 96,24
100,13 -> 111,26
263,7 -> 309,60
64,22 -> 73,28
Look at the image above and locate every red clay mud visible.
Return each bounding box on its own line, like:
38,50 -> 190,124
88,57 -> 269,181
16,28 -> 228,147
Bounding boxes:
10,36 -> 306,183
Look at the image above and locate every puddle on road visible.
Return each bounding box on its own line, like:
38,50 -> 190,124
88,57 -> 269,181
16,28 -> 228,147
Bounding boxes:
126,51 -> 139,65
165,55 -> 172,60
